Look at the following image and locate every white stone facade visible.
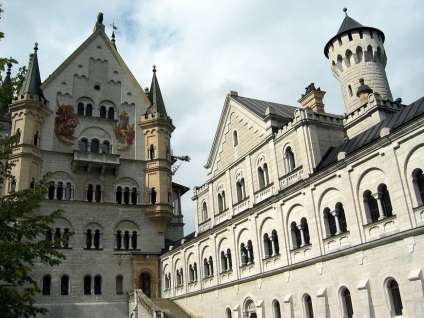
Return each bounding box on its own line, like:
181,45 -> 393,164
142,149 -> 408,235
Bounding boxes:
159,14 -> 424,318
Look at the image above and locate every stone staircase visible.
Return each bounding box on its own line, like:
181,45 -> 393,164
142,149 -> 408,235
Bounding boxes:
151,298 -> 192,318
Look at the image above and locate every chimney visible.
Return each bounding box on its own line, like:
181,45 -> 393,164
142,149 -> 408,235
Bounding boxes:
356,78 -> 373,105
298,83 -> 326,115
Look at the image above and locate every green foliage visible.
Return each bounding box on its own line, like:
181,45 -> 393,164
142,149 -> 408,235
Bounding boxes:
0,6 -> 70,315
0,137 -> 69,318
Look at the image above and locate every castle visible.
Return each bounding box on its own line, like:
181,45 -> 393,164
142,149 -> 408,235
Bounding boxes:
1,8 -> 424,318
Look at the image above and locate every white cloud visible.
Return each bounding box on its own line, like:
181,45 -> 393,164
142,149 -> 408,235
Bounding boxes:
2,0 -> 424,234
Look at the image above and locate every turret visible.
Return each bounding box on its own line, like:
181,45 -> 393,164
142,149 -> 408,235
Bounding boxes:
8,44 -> 52,192
139,66 -> 175,234
324,9 -> 392,115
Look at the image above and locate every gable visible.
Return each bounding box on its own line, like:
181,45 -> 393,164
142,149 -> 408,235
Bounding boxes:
40,28 -> 151,159
206,96 -> 271,178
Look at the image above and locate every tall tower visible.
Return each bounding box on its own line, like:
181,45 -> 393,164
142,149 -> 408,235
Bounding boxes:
140,66 -> 175,233
324,9 -> 392,115
8,44 -> 52,192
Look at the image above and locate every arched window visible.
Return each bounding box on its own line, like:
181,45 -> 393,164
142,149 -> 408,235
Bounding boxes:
87,184 -> 94,202
240,243 -> 248,266
42,275 -> 51,295
247,240 -> 254,263
304,294 -> 314,318
94,275 -> 102,295
203,258 -> 209,278
131,231 -> 138,250
95,185 -> 101,202
57,182 -> 63,200
387,279 -> 403,316
291,221 -> 302,249
209,256 -> 214,276
412,168 -> 424,206
100,106 -> 106,118
324,208 -> 337,237
301,218 -> 310,245
79,138 -> 88,151
363,190 -> 379,223
271,230 -> 280,255
226,307 -> 232,318
356,46 -> 363,63
116,275 -> 123,294
65,182 -> 72,200
61,275 -> 69,295
108,107 -> 115,119
336,54 -> 344,71
84,275 -> 92,295
348,85 -> 353,97
124,187 -> 130,204
149,144 -> 155,160
258,163 -> 269,189
131,188 -> 137,205
77,102 -> 84,115
189,265 -> 194,282
379,184 -> 393,217
285,147 -> 296,172
273,300 -> 282,318
336,203 -> 348,232
341,288 -> 354,318
116,187 -> 122,204
263,233 -> 272,258
366,45 -> 373,62
202,202 -> 208,222
116,231 -> 122,250
218,191 -> 226,213
233,130 -> 238,147
345,49 -> 352,67
124,231 -> 130,250
221,251 -> 227,272
236,179 -> 246,202
86,104 -> 93,117
48,181 -> 55,200
151,188 -> 157,204
91,139 -> 99,153
34,130 -> 39,147
102,141 -> 110,154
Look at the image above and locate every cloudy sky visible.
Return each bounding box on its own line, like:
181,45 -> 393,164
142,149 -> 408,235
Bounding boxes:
2,1 -> 424,234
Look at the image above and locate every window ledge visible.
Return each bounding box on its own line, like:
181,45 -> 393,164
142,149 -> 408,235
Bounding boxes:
290,243 -> 312,252
262,253 -> 280,261
363,214 -> 397,228
239,262 -> 255,268
323,230 -> 350,242
84,248 -> 104,251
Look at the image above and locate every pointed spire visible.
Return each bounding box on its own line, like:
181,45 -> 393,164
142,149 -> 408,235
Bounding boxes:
336,8 -> 364,35
0,60 -> 13,115
146,65 -> 167,115
18,43 -> 45,99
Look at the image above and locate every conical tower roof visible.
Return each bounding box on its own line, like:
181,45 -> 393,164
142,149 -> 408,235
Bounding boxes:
146,65 -> 167,115
19,43 -> 45,99
324,8 -> 385,58
0,61 -> 13,115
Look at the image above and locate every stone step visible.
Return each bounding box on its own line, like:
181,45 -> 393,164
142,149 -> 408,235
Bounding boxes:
151,298 -> 192,318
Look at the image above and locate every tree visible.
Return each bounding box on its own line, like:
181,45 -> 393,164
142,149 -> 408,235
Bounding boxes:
0,4 -> 69,317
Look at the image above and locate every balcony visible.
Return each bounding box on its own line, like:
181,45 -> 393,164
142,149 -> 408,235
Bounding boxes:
254,183 -> 274,204
280,166 -> 304,190
198,219 -> 211,234
233,198 -> 250,216
72,150 -> 120,175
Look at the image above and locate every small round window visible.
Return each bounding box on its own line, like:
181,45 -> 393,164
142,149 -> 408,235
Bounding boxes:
94,84 -> 101,91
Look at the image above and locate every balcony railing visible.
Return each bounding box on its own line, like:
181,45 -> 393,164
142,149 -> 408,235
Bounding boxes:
72,150 -> 120,174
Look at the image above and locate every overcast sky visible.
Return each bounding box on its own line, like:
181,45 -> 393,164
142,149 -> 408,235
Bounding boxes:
2,1 -> 424,234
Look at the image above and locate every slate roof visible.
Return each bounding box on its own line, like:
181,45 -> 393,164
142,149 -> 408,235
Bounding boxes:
316,96 -> 424,170
146,66 -> 167,115
324,14 -> 385,58
232,95 -> 299,119
19,45 -> 45,99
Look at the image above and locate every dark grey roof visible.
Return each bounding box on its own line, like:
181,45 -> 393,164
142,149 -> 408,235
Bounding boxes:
19,44 -> 45,99
0,61 -> 13,115
146,66 -> 167,115
316,96 -> 424,170
324,14 -> 385,58
232,95 -> 299,119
